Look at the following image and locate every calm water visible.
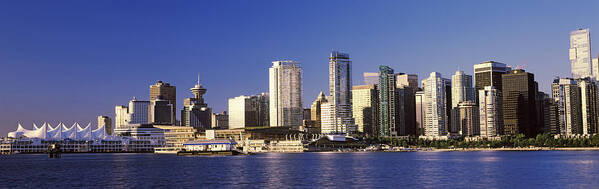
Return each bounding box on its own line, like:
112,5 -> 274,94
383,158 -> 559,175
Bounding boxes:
1,151 -> 599,188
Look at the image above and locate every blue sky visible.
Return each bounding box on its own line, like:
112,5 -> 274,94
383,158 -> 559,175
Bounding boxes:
0,1 -> 597,135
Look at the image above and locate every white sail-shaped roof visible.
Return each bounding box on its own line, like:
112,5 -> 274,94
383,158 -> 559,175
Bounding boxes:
8,122 -> 115,141
24,123 -> 47,139
92,125 -> 107,139
77,123 -> 92,140
62,123 -> 76,140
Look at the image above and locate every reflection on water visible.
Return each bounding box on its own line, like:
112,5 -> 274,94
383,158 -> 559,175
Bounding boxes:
2,151 -> 599,188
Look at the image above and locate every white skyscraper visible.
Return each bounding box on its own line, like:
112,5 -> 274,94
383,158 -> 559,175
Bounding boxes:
320,96 -> 337,134
114,106 -> 129,130
451,70 -> 475,108
128,97 -> 150,124
570,28 -> 592,79
552,78 -> 582,136
451,70 -> 475,135
479,86 -> 502,138
269,61 -> 303,129
422,72 -> 449,137
323,51 -> 355,134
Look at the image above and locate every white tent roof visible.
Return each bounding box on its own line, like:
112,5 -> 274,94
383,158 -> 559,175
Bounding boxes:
8,122 -> 114,141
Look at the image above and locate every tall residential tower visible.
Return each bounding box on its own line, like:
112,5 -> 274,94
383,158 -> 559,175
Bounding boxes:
269,61 -> 303,129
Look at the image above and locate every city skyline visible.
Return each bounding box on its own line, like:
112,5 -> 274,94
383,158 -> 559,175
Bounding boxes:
1,1 -> 599,136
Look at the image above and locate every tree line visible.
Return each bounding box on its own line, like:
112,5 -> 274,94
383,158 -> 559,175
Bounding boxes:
365,133 -> 599,149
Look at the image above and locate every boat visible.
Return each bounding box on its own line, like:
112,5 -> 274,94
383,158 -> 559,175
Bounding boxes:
176,139 -> 250,156
177,149 -> 245,156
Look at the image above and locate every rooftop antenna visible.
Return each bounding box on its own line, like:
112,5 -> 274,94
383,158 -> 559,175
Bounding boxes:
197,72 -> 200,86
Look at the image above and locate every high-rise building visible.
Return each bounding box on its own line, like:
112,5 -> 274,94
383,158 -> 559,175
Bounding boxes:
228,94 -> 270,129
422,72 -> 449,137
310,92 -> 327,128
363,72 -> 380,85
128,97 -> 150,124
97,116 -> 112,135
474,61 -> 510,99
325,51 -> 355,134
211,111 -> 229,129
150,81 -> 176,125
320,96 -> 336,134
352,84 -> 378,137
479,86 -> 502,138
415,90 -> 425,136
569,29 -> 592,79
151,97 -> 175,125
552,78 -> 582,136
455,101 -> 479,137
181,76 -> 212,129
229,95 -> 258,129
255,93 -> 270,126
269,61 -> 303,129
451,70 -> 474,135
577,78 -> 599,135
396,73 -> 419,90
114,105 -> 129,130
378,66 -> 397,137
397,86 -> 417,136
593,57 -> 599,79
501,69 -> 538,137
451,71 -> 475,108
537,92 -> 554,134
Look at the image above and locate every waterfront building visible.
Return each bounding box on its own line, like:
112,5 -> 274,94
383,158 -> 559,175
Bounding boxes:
269,61 -> 303,129
552,78 -> 583,136
114,105 -> 129,130
181,75 -> 212,129
325,51 -> 355,134
5,123 -> 163,153
474,61 -> 510,99
415,90 -> 425,136
577,78 -> 599,135
228,94 -> 270,129
363,72 -> 380,85
479,86 -> 503,138
451,70 -> 475,135
310,92 -> 327,129
153,125 -> 197,154
211,111 -> 229,129
378,66 -> 397,137
501,69 -> 538,137
396,73 -> 419,90
97,116 -> 112,135
150,81 -> 176,125
352,84 -> 378,136
570,28 -> 592,79
128,97 -> 150,125
422,72 -> 450,137
455,101 -> 479,136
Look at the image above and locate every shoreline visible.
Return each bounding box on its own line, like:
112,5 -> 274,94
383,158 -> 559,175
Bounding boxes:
427,147 -> 599,152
